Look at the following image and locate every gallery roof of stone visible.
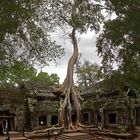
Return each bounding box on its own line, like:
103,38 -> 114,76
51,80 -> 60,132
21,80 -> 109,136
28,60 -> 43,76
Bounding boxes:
19,81 -> 59,99
81,89 -> 121,99
0,87 -> 24,101
82,86 -> 140,110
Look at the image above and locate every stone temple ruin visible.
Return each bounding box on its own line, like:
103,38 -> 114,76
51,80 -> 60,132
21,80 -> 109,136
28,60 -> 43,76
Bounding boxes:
0,83 -> 140,133
82,88 -> 140,130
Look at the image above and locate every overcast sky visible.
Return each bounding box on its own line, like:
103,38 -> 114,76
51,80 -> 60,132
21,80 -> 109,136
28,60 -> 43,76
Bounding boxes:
42,28 -> 102,84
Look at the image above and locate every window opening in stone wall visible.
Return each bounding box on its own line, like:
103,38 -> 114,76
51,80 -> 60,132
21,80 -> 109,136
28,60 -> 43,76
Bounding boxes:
36,96 -> 45,101
83,113 -> 89,122
97,114 -> 101,122
109,113 -> 116,124
136,108 -> 140,126
0,111 -> 15,131
39,116 -> 47,125
51,115 -> 58,125
91,112 -> 94,124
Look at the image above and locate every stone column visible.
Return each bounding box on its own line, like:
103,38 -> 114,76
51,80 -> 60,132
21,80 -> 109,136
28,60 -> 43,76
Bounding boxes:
99,108 -> 104,129
47,114 -> 51,127
88,112 -> 91,124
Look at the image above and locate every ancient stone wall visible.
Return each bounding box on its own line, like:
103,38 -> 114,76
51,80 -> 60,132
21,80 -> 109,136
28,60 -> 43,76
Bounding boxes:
81,90 -> 140,130
0,88 -> 25,131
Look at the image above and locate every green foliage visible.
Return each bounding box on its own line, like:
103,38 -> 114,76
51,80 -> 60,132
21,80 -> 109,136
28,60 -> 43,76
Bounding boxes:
0,61 -> 37,87
96,0 -> 140,92
0,0 -> 64,68
33,72 -> 59,87
75,60 -> 103,91
0,0 -> 40,41
0,61 -> 59,87
43,0 -> 103,32
100,70 -> 124,91
50,73 -> 60,84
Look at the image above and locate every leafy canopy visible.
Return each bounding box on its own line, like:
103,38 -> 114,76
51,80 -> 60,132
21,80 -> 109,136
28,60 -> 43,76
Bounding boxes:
43,0 -> 103,32
75,60 -> 103,91
0,61 -> 59,88
0,0 -> 64,68
96,0 -> 140,92
34,72 -> 59,87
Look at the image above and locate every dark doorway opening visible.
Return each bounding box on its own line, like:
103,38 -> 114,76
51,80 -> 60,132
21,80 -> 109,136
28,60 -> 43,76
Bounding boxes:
39,116 -> 47,125
83,113 -> 89,122
136,108 -> 140,126
51,115 -> 58,125
97,114 -> 101,123
0,111 -> 15,131
72,113 -> 77,123
109,113 -> 116,124
7,118 -> 11,131
91,112 -> 94,124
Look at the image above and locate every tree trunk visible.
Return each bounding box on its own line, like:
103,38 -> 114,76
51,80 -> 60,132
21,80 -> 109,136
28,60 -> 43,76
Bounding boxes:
33,28 -> 84,133
58,28 -> 83,129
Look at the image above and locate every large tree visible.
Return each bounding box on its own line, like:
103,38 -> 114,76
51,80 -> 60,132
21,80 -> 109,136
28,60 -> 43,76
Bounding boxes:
96,0 -> 140,92
0,0 -> 64,69
41,0 -> 103,129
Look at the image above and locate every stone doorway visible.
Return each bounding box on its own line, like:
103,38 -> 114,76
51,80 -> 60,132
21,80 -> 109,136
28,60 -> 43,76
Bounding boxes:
39,116 -> 47,126
83,113 -> 89,124
51,115 -> 58,125
97,114 -> 101,123
136,107 -> 140,126
108,113 -> 116,124
0,111 -> 15,131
